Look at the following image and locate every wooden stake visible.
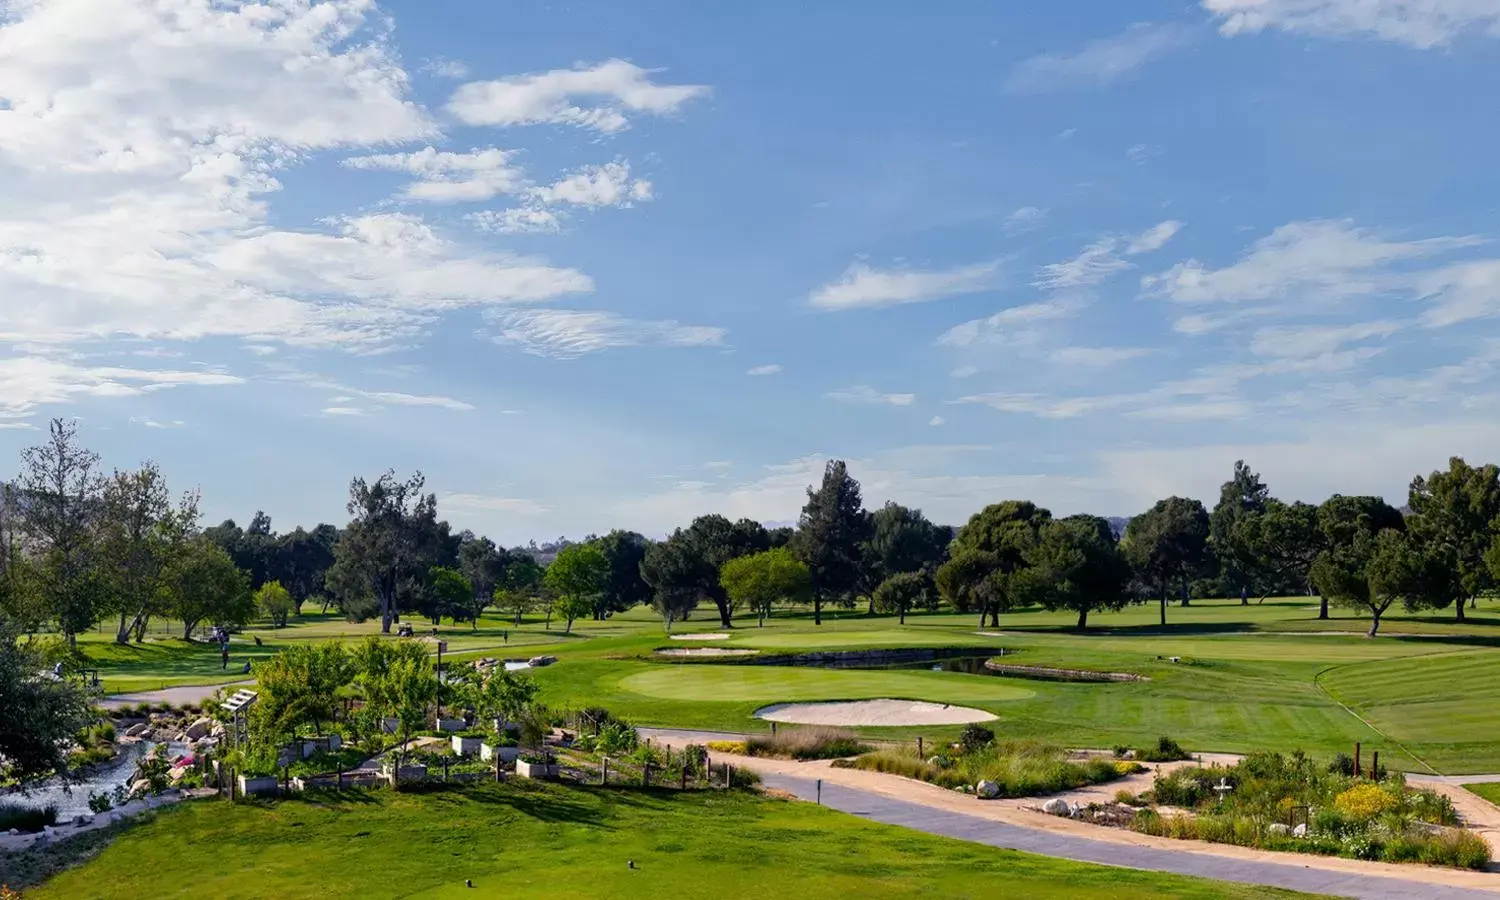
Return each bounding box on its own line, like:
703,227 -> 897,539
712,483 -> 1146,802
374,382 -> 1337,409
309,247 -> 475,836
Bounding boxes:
1355,742 -> 1362,778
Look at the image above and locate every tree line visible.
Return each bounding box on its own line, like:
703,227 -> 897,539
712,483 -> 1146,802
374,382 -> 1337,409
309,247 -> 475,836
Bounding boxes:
3,421 -> 1499,647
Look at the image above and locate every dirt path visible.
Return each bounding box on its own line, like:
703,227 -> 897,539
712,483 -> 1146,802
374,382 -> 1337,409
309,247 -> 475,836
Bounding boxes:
100,681 -> 252,709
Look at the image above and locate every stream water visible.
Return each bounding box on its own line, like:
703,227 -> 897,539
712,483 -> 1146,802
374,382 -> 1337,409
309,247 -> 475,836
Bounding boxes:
2,741 -> 189,820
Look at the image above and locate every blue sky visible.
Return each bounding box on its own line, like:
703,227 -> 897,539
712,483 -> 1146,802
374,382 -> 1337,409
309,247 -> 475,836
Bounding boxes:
3,0 -> 1500,545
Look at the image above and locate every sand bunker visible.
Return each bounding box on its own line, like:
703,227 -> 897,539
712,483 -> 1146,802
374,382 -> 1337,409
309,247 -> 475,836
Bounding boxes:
754,699 -> 996,727
655,648 -> 760,658
668,632 -> 731,641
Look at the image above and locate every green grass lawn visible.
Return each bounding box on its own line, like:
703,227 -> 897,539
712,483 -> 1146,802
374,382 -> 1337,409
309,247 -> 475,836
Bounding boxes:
15,785 -> 1322,900
1463,783 -> 1500,806
61,598 -> 1500,775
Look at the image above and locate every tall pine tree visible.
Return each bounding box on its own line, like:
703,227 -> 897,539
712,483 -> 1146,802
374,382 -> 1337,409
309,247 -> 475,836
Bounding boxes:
794,460 -> 869,626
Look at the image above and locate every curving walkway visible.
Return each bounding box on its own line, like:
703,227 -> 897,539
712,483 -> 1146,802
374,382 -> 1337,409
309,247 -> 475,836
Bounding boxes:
637,730 -> 1500,900
759,771 -> 1499,900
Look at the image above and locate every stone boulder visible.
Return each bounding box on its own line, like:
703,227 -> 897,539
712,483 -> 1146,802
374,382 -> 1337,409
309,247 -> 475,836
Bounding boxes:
129,778 -> 151,798
975,780 -> 1000,799
1292,823 -> 1308,838
125,723 -> 150,738
1042,798 -> 1071,817
184,717 -> 212,740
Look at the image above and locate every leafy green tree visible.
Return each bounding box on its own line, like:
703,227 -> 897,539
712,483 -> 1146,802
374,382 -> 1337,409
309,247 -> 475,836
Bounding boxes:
1122,496 -> 1212,626
255,580 -> 296,628
544,543 -> 609,632
794,460 -> 869,625
373,654 -> 439,774
870,570 -> 932,625
591,530 -> 653,619
330,470 -> 441,634
457,535 -> 505,620
1312,525 -> 1420,637
859,503 -> 949,611
1209,460 -> 1270,603
1018,515 -> 1135,629
168,537 -> 253,640
1406,457 -> 1500,621
16,419 -> 105,647
947,500 -> 1052,627
495,555 -> 544,625
1236,499 -> 1322,601
1314,495 -> 1406,621
426,566 -> 475,627
271,524 -> 338,613
719,546 -> 811,626
98,462 -> 198,643
458,664 -> 540,727
935,548 -> 1003,627
0,614 -> 95,782
639,517 -> 767,628
251,641 -> 351,739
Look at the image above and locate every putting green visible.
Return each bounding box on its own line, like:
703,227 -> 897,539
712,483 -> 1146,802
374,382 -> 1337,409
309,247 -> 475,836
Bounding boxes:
619,665 -> 1036,705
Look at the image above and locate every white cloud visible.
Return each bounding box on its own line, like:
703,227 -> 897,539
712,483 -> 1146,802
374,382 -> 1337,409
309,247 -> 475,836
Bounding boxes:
130,416 -> 184,429
1126,220 -> 1184,255
823,386 -> 916,407
343,147 -> 526,203
320,406 -> 367,417
1203,0 -> 1500,48
528,161 -> 653,208
1004,206 -> 1049,234
0,1 -> 595,362
442,493 -> 549,516
421,57 -> 470,80
1006,23 -> 1192,92
1416,260 -> 1500,327
362,391 -> 474,411
0,356 -> 242,420
484,308 -> 727,359
1126,143 -> 1160,165
951,366 -> 981,379
469,207 -> 563,235
747,364 -> 782,376
448,59 -> 708,133
937,295 -> 1088,348
810,261 -> 999,311
1144,219 -> 1482,307
955,392 -> 1134,419
1249,321 -> 1401,359
1034,240 -> 1132,290
1049,346 -> 1153,367
929,416 -> 946,427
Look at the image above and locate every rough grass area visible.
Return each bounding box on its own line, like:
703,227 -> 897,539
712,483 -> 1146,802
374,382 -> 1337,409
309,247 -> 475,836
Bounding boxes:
18,786 -> 1324,900
744,727 -> 869,760
841,740 -> 1135,797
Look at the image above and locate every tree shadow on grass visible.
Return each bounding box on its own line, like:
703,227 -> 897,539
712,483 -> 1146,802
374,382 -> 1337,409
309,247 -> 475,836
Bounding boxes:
458,784 -> 614,828
1007,622 -> 1262,637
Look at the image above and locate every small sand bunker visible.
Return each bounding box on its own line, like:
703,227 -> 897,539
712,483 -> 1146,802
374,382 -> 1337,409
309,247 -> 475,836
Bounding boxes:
668,632 -> 730,641
754,699 -> 996,727
655,648 -> 760,658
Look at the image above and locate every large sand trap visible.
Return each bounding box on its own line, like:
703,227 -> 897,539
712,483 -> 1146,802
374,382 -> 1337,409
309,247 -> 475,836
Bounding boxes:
655,648 -> 760,658
668,632 -> 730,641
754,699 -> 996,726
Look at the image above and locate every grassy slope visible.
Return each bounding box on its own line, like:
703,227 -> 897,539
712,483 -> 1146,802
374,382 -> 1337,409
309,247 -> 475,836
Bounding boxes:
22,786 -> 1320,900
1463,783 -> 1500,806
69,598 -> 1500,774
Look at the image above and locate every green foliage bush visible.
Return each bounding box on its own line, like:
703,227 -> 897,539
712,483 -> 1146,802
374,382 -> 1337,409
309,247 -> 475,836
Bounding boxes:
959,724 -> 995,754
1136,736 -> 1189,763
1129,750 -> 1487,870
846,740 -> 1126,797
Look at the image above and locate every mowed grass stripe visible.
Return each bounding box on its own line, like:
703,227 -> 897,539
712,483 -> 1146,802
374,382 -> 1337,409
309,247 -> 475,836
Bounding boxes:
618,666 -> 1036,705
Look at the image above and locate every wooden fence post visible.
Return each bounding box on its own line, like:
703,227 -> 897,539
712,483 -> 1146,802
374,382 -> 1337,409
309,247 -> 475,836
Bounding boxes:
602,758 -> 609,786
1354,742 -> 1362,778
1370,751 -> 1379,779
917,736 -> 924,758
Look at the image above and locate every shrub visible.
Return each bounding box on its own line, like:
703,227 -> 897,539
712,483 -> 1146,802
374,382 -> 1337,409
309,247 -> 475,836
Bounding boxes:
0,804 -> 57,833
958,724 -> 995,753
841,748 -> 942,782
1312,808 -> 1356,839
1334,783 -> 1399,820
87,791 -> 113,814
1327,753 -> 1356,777
705,740 -> 747,755
1114,789 -> 1137,805
595,721 -> 638,755
1137,736 -> 1189,763
1112,745 -> 1132,759
850,740 -> 1128,797
745,727 -> 868,760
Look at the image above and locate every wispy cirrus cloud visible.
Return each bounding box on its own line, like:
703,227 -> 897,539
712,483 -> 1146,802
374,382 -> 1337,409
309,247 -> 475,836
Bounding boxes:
1006,23 -> 1193,93
810,261 -> 999,311
483,309 -> 727,359
1202,0 -> 1500,49
448,59 -> 708,133
823,386 -> 917,407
